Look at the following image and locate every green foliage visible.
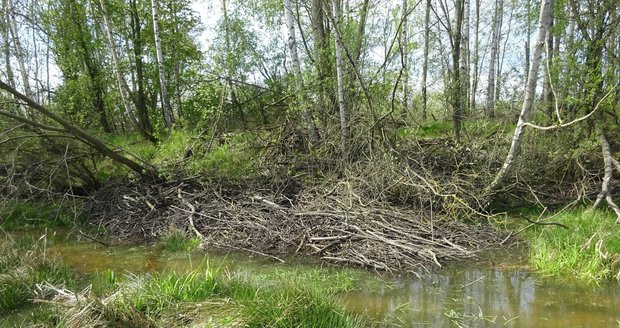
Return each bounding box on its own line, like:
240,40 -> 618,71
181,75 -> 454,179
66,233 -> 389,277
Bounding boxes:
188,143 -> 255,177
528,209 -> 620,283
182,82 -> 226,129
159,228 -> 202,252
0,201 -> 73,229
154,130 -> 193,164
0,236 -> 76,313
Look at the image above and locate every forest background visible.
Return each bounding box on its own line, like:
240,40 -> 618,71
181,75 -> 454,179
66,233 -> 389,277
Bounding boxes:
0,0 -> 619,271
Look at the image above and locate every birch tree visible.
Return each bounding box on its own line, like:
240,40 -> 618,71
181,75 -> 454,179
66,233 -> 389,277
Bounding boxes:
284,0 -> 320,144
486,0 -> 503,118
436,0 -> 465,141
487,0 -> 552,191
7,0 -> 34,101
421,0 -> 430,120
469,0 -> 480,112
152,0 -> 174,129
1,0 -> 15,89
98,0 -> 155,142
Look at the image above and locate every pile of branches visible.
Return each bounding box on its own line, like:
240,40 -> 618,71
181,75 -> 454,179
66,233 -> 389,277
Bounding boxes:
84,178 -> 504,272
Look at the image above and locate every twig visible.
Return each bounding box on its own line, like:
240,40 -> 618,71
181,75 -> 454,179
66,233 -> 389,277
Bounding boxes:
212,242 -> 285,263
78,229 -> 110,247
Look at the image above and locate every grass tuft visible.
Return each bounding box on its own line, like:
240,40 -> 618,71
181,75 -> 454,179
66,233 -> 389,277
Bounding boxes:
528,209 -> 620,283
39,265 -> 365,327
0,235 -> 76,313
159,228 -> 202,252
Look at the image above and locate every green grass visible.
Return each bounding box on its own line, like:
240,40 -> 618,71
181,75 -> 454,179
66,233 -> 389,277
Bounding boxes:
0,201 -> 73,229
0,235 -> 77,313
159,228 -> 202,252
527,209 -> 620,283
52,265 -> 365,327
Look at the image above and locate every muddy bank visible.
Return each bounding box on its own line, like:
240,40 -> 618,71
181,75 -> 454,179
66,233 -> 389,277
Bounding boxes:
84,178 -> 506,272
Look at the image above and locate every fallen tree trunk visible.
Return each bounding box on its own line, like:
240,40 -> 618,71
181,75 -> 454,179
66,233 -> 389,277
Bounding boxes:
0,80 -> 158,180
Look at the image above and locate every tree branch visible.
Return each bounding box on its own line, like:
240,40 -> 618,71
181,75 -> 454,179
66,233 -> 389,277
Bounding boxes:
0,80 -> 157,179
0,110 -> 67,133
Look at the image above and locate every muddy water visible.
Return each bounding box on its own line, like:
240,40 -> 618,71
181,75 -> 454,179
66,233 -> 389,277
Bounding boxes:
7,230 -> 620,327
345,265 -> 620,327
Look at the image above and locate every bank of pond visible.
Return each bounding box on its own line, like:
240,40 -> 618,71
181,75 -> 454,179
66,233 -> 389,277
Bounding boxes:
1,217 -> 620,328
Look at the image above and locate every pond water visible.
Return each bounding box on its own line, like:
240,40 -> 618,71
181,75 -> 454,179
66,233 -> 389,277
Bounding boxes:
4,229 -> 620,327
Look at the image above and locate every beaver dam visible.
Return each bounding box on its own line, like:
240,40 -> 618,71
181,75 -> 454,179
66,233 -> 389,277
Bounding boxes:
84,178 -> 505,272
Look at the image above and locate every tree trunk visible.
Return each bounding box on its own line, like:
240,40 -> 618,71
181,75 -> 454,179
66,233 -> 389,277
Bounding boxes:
352,0 -> 370,64
460,0 -> 470,114
451,0 -> 464,142
469,0 -> 480,112
542,0 -> 554,118
524,0 -> 531,77
591,132 -> 620,223
422,0 -> 430,121
311,0 -> 332,120
170,0 -> 183,119
344,0 -> 370,113
486,0 -> 503,118
98,0 -> 155,142
68,0 -> 113,133
487,0 -> 552,191
496,2 -> 514,108
151,0 -> 174,129
222,0 -> 245,130
401,0 -> 409,112
129,0 -> 154,138
7,0 -> 34,102
1,0 -> 15,89
333,0 -> 347,156
284,0 -> 320,144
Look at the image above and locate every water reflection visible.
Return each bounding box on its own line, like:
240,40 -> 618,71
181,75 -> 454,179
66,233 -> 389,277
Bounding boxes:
344,266 -> 620,327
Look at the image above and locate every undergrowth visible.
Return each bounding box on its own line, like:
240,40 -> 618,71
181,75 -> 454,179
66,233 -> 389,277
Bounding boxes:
159,228 -> 202,252
0,235 -> 76,313
47,265 -> 365,327
0,201 -> 73,229
528,209 -> 620,283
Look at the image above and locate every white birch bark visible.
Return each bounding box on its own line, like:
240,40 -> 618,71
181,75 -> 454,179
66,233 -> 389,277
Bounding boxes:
1,0 -> 15,88
469,0 -> 480,112
98,0 -> 140,129
422,0 -> 430,121
284,0 -> 320,144
591,132 -> 620,223
7,0 -> 33,100
486,0 -> 503,117
487,0 -> 552,191
151,0 -> 174,129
